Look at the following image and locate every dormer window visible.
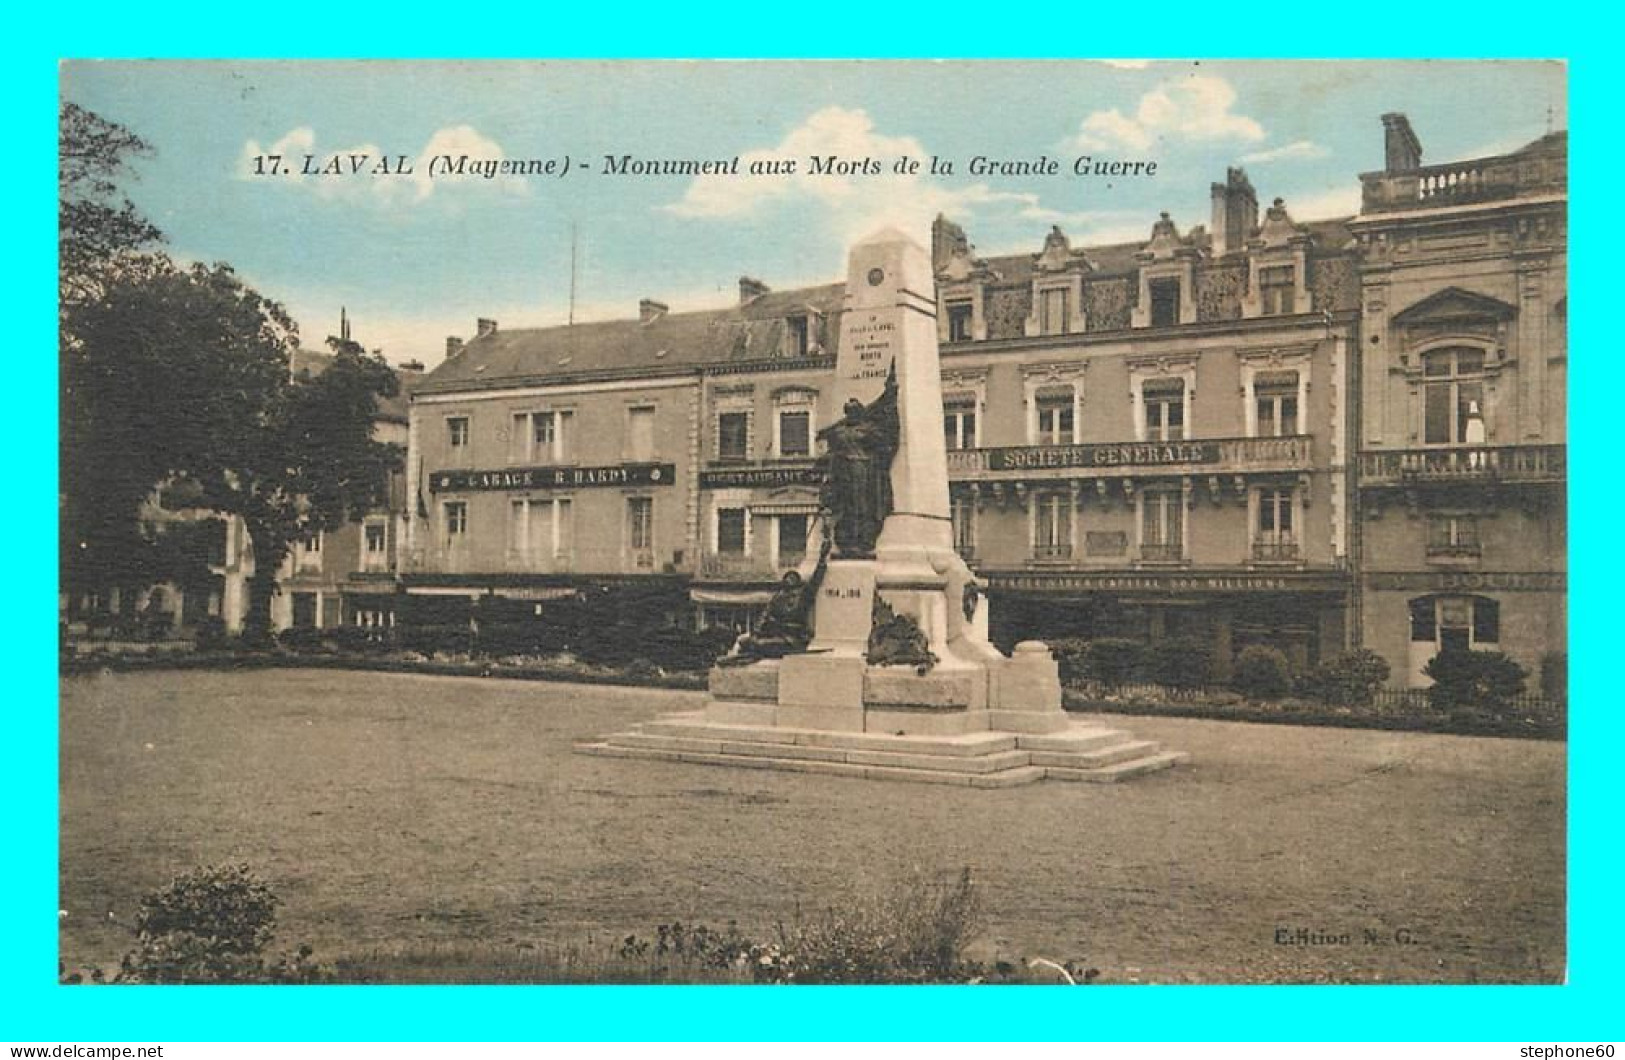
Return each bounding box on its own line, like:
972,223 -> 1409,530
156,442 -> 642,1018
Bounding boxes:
1039,288 -> 1069,335
1149,279 -> 1181,328
785,315 -> 810,358
946,300 -> 973,343
1259,265 -> 1296,316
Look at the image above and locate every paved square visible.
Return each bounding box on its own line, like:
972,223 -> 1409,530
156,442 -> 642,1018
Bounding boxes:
59,669 -> 1564,983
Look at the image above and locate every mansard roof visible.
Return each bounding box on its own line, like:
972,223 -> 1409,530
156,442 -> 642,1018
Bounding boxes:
418,282 -> 846,393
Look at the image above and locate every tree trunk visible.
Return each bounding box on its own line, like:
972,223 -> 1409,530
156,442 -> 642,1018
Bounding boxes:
243,522 -> 286,646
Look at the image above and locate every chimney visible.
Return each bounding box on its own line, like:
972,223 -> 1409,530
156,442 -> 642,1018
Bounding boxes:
398,359 -> 425,373
738,276 -> 770,305
446,336 -> 465,359
639,298 -> 669,324
932,214 -> 970,272
475,318 -> 498,339
1382,113 -> 1423,172
1209,167 -> 1258,257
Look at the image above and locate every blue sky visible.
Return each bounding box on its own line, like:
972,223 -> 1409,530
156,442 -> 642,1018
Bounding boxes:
61,60 -> 1566,365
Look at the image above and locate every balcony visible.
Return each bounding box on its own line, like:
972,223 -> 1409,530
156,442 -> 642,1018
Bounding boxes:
1359,444 -> 1565,486
698,553 -> 788,583
1029,544 -> 1073,563
1251,539 -> 1302,563
1139,543 -> 1184,563
1425,541 -> 1482,562
1360,143 -> 1566,213
946,435 -> 1312,481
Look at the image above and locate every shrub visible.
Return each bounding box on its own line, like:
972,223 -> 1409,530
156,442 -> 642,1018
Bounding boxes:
193,617 -> 229,651
1232,645 -> 1292,700
1145,635 -> 1211,689
276,626 -> 326,653
1423,649 -> 1529,710
1081,638 -> 1144,688
117,864 -> 329,985
1047,638 -> 1092,686
1296,648 -> 1390,706
397,623 -> 474,657
777,867 -> 983,984
1540,652 -> 1567,704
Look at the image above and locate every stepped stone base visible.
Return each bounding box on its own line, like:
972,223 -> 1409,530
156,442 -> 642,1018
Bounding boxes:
577,711 -> 1189,787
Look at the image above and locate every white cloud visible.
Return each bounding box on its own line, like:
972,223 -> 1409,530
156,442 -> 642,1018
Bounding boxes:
1066,74 -> 1266,153
1275,184 -> 1361,221
666,105 -> 1098,247
1240,140 -> 1331,165
238,124 -> 529,206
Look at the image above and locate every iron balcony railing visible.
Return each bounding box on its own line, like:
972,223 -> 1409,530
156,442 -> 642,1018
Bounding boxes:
1359,444 -> 1565,485
1251,539 -> 1301,562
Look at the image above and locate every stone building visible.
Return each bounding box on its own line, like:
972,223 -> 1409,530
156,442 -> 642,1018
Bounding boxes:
930,177 -> 1360,678
396,116 -> 1566,689
1348,116 -> 1567,687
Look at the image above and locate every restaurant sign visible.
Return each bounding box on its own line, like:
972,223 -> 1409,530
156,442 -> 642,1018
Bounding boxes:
431,463 -> 676,492
699,465 -> 825,490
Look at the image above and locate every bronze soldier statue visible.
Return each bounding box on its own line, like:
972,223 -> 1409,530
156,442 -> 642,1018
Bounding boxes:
816,363 -> 899,557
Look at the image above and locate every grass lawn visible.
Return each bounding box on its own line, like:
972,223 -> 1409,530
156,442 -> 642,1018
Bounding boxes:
59,668 -> 1565,983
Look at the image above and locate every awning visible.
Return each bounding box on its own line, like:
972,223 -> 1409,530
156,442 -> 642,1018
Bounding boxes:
690,588 -> 775,606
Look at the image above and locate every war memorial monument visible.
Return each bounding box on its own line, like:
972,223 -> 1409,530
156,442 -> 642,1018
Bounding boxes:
582,229 -> 1188,785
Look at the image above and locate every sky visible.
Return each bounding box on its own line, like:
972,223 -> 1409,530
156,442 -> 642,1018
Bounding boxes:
61,60 -> 1567,367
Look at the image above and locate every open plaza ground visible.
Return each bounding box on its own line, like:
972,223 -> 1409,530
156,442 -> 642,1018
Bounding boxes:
59,668 -> 1565,983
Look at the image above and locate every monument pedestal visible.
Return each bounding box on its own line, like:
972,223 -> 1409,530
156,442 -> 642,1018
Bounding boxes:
578,226 -> 1186,786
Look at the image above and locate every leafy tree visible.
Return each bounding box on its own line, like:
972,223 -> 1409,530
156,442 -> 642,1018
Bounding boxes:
209,332 -> 401,640
59,101 -> 163,313
59,103 -> 170,608
59,104 -> 402,632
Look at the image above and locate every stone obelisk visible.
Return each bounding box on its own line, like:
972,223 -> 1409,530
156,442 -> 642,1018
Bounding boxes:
581,228 -> 1188,782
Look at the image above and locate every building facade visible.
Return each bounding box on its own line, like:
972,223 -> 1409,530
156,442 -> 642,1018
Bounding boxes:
1349,116 -> 1567,687
395,114 -> 1566,688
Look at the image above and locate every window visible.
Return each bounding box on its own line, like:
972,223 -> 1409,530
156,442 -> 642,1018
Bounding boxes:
1427,514 -> 1481,558
952,493 -> 977,559
1258,265 -> 1295,316
1255,372 -> 1300,437
785,316 -> 810,357
778,410 -> 811,458
1410,595 -> 1499,651
627,407 -> 656,462
1040,287 -> 1069,335
1032,491 -> 1071,560
1149,278 -> 1181,327
1035,390 -> 1075,445
364,523 -> 386,555
943,395 -> 977,451
1422,348 -> 1487,446
443,501 -> 468,544
1141,488 -> 1184,561
716,508 -> 747,555
777,513 -> 808,567
628,497 -> 654,566
298,532 -> 323,572
1254,487 -> 1298,561
447,416 -> 470,450
946,301 -> 973,342
1143,379 -> 1186,442
512,410 -> 572,463
718,411 -> 750,461
555,499 -> 573,558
